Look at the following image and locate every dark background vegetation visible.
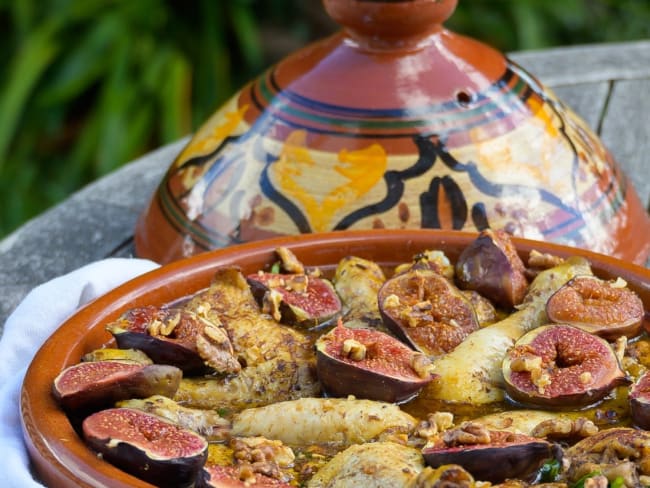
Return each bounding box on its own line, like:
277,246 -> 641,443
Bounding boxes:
2,0 -> 649,238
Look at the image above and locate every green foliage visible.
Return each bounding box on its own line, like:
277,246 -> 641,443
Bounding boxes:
1,0 -> 649,238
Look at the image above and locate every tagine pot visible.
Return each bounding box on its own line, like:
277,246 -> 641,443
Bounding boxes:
135,0 -> 650,264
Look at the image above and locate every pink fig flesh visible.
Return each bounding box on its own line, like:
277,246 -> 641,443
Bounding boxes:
503,324 -> 629,408
315,322 -> 436,403
546,275 -> 645,340
378,268 -> 479,356
82,408 -> 208,488
247,272 -> 342,327
52,360 -> 181,412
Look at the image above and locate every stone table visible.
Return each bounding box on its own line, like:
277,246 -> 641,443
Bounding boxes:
2,40 -> 650,329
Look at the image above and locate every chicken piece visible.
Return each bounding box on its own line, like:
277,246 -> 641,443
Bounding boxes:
174,357 -> 319,411
307,442 -> 424,488
472,410 -> 580,436
81,348 -> 152,365
333,256 -> 386,329
394,250 -> 455,280
186,267 -> 314,367
116,395 -> 230,441
232,397 -> 417,447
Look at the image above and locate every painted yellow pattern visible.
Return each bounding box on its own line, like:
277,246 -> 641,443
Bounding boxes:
468,101 -> 573,196
175,104 -> 249,190
272,130 -> 387,231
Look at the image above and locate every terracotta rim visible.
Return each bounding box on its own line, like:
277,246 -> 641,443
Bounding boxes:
20,229 -> 650,487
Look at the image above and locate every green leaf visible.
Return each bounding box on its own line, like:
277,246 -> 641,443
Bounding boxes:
37,15 -> 121,105
0,21 -> 60,169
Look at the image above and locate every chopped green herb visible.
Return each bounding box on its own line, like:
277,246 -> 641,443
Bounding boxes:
538,458 -> 561,482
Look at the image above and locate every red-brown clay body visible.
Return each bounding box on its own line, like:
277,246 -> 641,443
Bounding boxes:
21,229 -> 650,488
134,0 -> 650,265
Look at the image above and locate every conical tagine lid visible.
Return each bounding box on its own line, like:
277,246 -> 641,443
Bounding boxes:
135,0 -> 650,264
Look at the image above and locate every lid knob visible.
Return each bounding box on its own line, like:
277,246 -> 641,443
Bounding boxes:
323,0 -> 458,50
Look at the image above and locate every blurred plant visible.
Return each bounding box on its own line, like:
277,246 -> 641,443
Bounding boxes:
0,0 -> 648,238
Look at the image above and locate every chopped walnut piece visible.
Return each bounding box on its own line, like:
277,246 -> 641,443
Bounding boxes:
509,353 -> 551,394
284,274 -> 308,293
262,289 -> 283,322
276,247 -> 305,274
231,436 -> 295,482
196,316 -> 240,374
443,421 -> 491,446
383,294 -> 400,308
584,475 -> 608,488
411,353 -> 434,379
528,250 -> 565,270
416,412 -> 454,440
614,336 -> 627,364
342,339 -> 366,361
531,417 -> 598,442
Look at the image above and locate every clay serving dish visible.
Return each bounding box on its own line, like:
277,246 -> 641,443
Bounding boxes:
21,229 -> 650,487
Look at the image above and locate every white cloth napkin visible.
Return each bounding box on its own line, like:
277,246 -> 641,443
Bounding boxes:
0,258 -> 160,486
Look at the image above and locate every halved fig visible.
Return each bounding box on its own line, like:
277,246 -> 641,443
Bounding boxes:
82,407 -> 208,488
503,324 -> 629,408
422,422 -> 562,484
455,228 -> 529,309
106,305 -> 240,374
546,275 -> 645,340
52,360 -> 181,411
377,268 -> 480,356
629,370 -> 650,429
246,272 -> 342,327
315,321 -> 437,403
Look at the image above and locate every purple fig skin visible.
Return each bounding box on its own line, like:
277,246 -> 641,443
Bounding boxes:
454,228 -> 529,309
315,322 -> 436,403
246,272 -> 342,327
82,408 -> 208,488
503,324 -> 629,409
52,361 -> 182,412
106,306 -> 238,374
630,371 -> 650,429
423,430 -> 562,484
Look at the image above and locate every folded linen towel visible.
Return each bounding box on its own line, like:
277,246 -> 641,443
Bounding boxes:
0,258 -> 159,486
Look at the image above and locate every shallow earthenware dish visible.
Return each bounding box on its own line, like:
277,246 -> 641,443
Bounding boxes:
21,229 -> 650,487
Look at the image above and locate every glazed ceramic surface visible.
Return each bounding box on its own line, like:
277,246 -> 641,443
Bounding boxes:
135,0 -> 650,264
21,229 -> 650,487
